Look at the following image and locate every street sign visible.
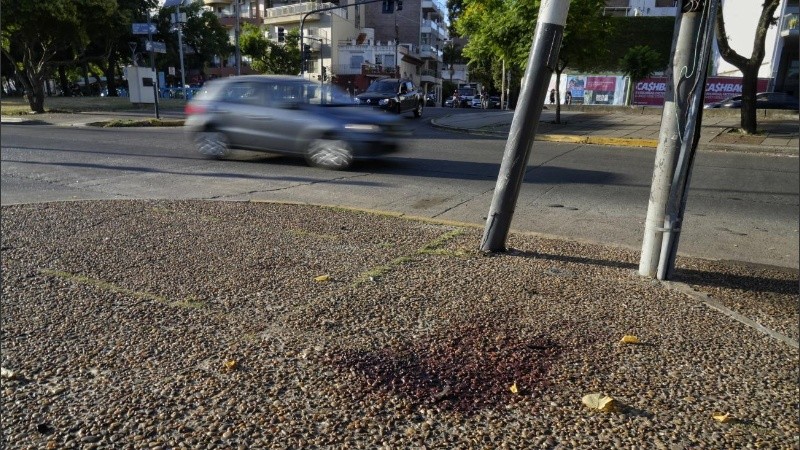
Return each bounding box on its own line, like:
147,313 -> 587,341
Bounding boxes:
145,41 -> 167,53
132,23 -> 157,34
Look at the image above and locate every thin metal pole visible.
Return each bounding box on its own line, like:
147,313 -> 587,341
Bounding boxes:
146,9 -> 160,119
638,0 -> 704,278
235,0 -> 241,76
177,5 -> 187,100
480,1 -> 571,252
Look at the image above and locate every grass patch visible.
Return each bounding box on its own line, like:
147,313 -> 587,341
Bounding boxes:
1,96 -> 187,115
91,118 -> 184,127
39,268 -> 203,309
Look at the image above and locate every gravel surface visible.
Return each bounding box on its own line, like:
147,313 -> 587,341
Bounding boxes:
2,200 -> 798,449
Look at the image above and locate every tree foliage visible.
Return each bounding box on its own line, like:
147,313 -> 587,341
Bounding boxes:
455,0 -> 611,118
240,24 -> 300,75
715,0 -> 781,134
1,0 -> 116,111
155,2 -> 230,83
619,45 -> 662,105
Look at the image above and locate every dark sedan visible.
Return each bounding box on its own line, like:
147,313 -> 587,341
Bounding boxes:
704,92 -> 799,110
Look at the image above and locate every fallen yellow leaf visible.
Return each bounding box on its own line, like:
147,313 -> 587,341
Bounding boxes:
510,382 -> 519,394
223,359 -> 238,371
314,274 -> 331,282
620,335 -> 640,344
582,393 -> 619,412
712,412 -> 733,423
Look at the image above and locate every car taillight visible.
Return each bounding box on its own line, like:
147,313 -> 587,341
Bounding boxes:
184,103 -> 207,116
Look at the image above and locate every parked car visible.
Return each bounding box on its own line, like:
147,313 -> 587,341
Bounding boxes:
470,96 -> 483,108
184,75 -> 404,170
425,93 -> 437,107
353,78 -> 424,117
704,91 -> 799,110
488,96 -> 502,109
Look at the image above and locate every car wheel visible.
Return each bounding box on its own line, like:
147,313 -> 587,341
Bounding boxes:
413,101 -> 423,118
306,139 -> 354,170
195,130 -> 231,159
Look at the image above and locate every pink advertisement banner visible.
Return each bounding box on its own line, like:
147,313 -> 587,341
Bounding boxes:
633,77 -> 770,106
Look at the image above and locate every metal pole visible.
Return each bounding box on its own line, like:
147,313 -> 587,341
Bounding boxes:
657,0 -> 719,280
235,0 -> 241,76
638,0 -> 705,278
480,1 -> 571,252
501,59 -> 505,111
146,9 -> 160,119
177,5 -> 187,100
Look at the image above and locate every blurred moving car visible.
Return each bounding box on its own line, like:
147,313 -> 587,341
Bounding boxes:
184,75 -> 403,170
704,92 -> 799,110
353,78 -> 424,117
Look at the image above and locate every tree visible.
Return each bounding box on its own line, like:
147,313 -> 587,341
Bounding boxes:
1,0 -> 115,112
619,45 -> 662,106
155,2 -> 230,85
240,24 -> 300,75
715,0 -> 780,134
456,0 -> 611,121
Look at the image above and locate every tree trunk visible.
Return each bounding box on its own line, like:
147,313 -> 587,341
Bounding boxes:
103,52 -> 119,97
58,65 -> 71,97
740,65 -> 759,133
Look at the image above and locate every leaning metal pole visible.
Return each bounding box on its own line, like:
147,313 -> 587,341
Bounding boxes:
638,0 -> 705,277
480,0 -> 571,252
657,0 -> 719,280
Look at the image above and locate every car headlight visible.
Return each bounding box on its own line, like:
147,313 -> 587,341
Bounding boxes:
378,98 -> 390,106
344,124 -> 382,133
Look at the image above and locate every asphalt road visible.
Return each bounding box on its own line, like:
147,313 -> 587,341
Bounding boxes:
1,109 -> 797,269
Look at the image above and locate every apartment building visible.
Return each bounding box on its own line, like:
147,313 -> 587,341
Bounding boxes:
363,0 -> 449,98
200,0 -> 434,97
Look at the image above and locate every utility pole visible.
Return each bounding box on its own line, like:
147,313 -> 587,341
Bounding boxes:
173,5 -> 187,100
639,0 -> 718,279
235,0 -> 241,76
146,9 -> 160,119
480,1 -> 571,252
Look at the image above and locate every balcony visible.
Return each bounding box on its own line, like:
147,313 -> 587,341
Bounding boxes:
420,69 -> 439,84
264,2 -> 348,25
418,45 -> 442,60
420,20 -> 447,38
421,0 -> 446,17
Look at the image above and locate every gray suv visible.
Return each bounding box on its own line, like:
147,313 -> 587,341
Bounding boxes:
184,75 -> 404,170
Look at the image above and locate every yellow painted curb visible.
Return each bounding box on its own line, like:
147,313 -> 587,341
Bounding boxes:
538,134 -> 658,148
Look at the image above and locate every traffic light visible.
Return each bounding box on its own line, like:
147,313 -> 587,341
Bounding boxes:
381,0 -> 394,13
302,44 -> 311,71
277,27 -> 285,43
396,0 -> 402,11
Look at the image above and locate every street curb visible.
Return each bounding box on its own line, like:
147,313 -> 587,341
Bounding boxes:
430,118 -> 798,155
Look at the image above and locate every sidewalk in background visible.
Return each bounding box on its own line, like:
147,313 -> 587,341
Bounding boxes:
431,107 -> 799,156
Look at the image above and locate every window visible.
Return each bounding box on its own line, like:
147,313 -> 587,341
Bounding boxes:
220,82 -> 265,106
350,55 -> 364,69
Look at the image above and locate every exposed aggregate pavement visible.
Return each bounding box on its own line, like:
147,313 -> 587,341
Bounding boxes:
1,200 -> 798,449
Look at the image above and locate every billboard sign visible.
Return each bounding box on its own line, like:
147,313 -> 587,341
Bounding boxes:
633,76 -> 770,106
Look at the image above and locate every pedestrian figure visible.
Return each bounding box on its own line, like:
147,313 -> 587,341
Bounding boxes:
549,88 -> 556,104
452,90 -> 459,108
565,91 -> 572,105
